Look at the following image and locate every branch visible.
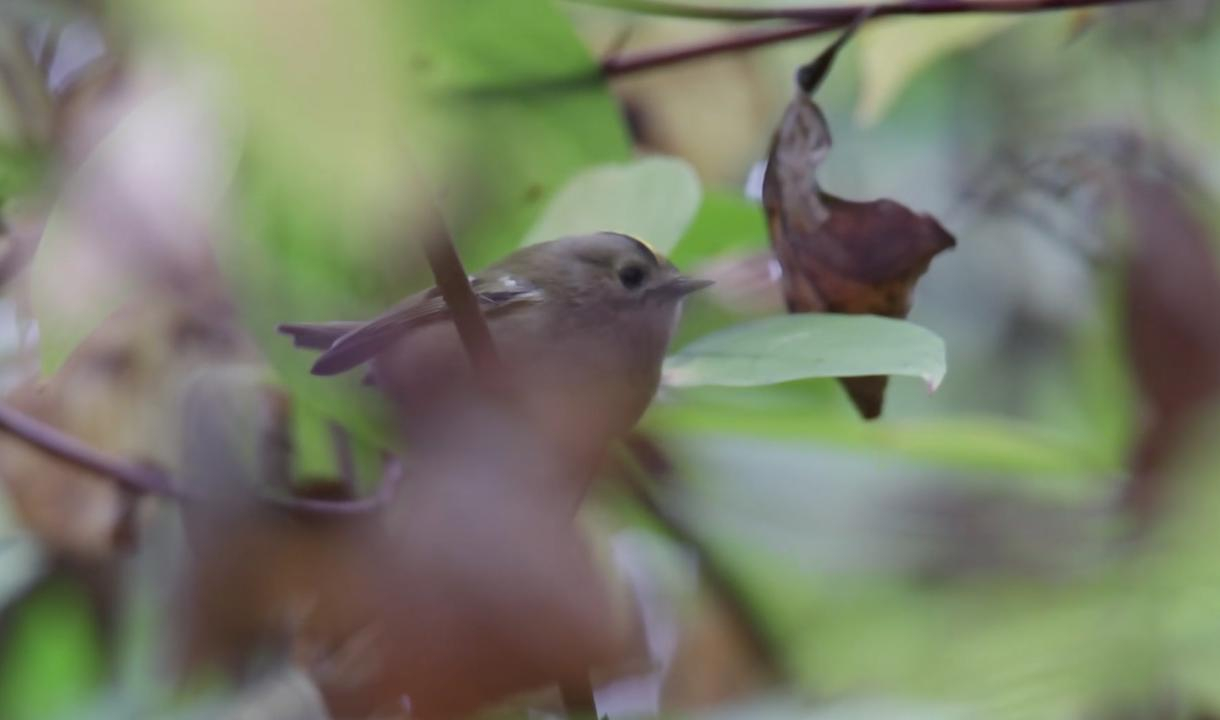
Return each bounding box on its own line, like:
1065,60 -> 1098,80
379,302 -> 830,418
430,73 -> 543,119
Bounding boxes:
421,225 -> 506,383
0,402 -> 178,498
0,401 -> 401,515
604,22 -> 835,76
595,0 -> 1153,77
578,0 -> 1150,24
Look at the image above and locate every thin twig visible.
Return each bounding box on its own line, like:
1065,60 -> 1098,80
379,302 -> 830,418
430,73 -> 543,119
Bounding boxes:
0,402 -> 178,498
619,434 -> 790,683
0,400 -> 403,515
577,0 -> 1150,24
795,7 -> 873,94
421,226 -> 505,382
604,22 -> 834,76
596,0 -> 1153,77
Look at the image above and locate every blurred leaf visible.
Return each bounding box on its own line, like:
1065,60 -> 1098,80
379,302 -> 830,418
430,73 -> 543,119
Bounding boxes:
0,576 -> 103,720
664,314 -> 945,390
0,144 -> 42,201
521,155 -> 701,254
30,88 -> 234,375
407,0 -> 632,268
856,16 -> 1022,125
653,401 -> 1116,483
669,192 -> 767,269
697,694 -> 968,720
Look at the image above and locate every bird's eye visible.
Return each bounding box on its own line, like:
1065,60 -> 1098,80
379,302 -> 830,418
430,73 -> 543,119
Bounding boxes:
618,264 -> 646,289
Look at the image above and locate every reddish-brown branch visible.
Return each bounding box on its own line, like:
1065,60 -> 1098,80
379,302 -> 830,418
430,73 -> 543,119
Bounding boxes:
594,0 -> 1153,77
0,402 -> 178,498
0,401 -> 404,515
580,0 -> 1150,24
604,22 -> 835,76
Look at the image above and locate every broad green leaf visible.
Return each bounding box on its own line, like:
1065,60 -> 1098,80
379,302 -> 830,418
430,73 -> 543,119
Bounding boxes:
856,16 -> 1022,125
521,156 -> 701,254
664,314 -> 946,389
408,0 -> 633,268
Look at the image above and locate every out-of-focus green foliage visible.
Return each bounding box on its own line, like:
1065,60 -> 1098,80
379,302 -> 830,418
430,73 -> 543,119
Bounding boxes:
0,576 -> 103,720
121,0 -> 632,470
670,192 -> 768,268
662,412 -> 1220,720
3,1 -> 1220,718
0,145 -> 40,202
521,155 -> 701,253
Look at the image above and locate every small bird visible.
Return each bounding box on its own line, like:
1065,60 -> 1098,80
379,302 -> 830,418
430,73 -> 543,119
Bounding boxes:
279,232 -> 710,456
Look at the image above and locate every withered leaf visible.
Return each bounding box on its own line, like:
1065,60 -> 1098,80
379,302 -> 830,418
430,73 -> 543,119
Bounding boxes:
762,62 -> 954,419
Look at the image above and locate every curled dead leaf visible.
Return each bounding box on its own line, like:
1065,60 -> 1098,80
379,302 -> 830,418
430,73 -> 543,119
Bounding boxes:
762,53 -> 955,418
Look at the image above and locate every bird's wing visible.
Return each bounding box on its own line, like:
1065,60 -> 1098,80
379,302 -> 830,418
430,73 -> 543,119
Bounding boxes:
283,274 -> 543,377
278,321 -> 363,351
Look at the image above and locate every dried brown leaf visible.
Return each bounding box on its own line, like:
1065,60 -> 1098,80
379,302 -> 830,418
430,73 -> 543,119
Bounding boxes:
762,88 -> 954,418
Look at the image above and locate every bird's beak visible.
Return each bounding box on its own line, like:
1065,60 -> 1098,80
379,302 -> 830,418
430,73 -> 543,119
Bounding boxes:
657,274 -> 714,298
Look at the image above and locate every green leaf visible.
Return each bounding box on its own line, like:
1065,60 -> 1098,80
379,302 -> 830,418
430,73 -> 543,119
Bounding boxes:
0,576 -> 104,720
664,314 -> 946,389
408,0 -> 633,268
520,155 -> 701,255
856,16 -> 1022,125
669,191 -> 767,269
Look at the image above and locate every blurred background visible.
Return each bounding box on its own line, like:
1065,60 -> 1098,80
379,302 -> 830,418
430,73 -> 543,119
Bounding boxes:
0,0 -> 1219,718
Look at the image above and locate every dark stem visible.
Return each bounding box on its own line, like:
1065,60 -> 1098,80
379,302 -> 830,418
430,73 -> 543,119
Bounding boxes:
603,22 -> 835,76
796,8 -> 873,94
0,401 -> 400,515
618,434 -> 790,683
579,0 -> 1150,23
596,0 -> 1152,77
421,226 -> 505,382
0,402 -> 178,498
